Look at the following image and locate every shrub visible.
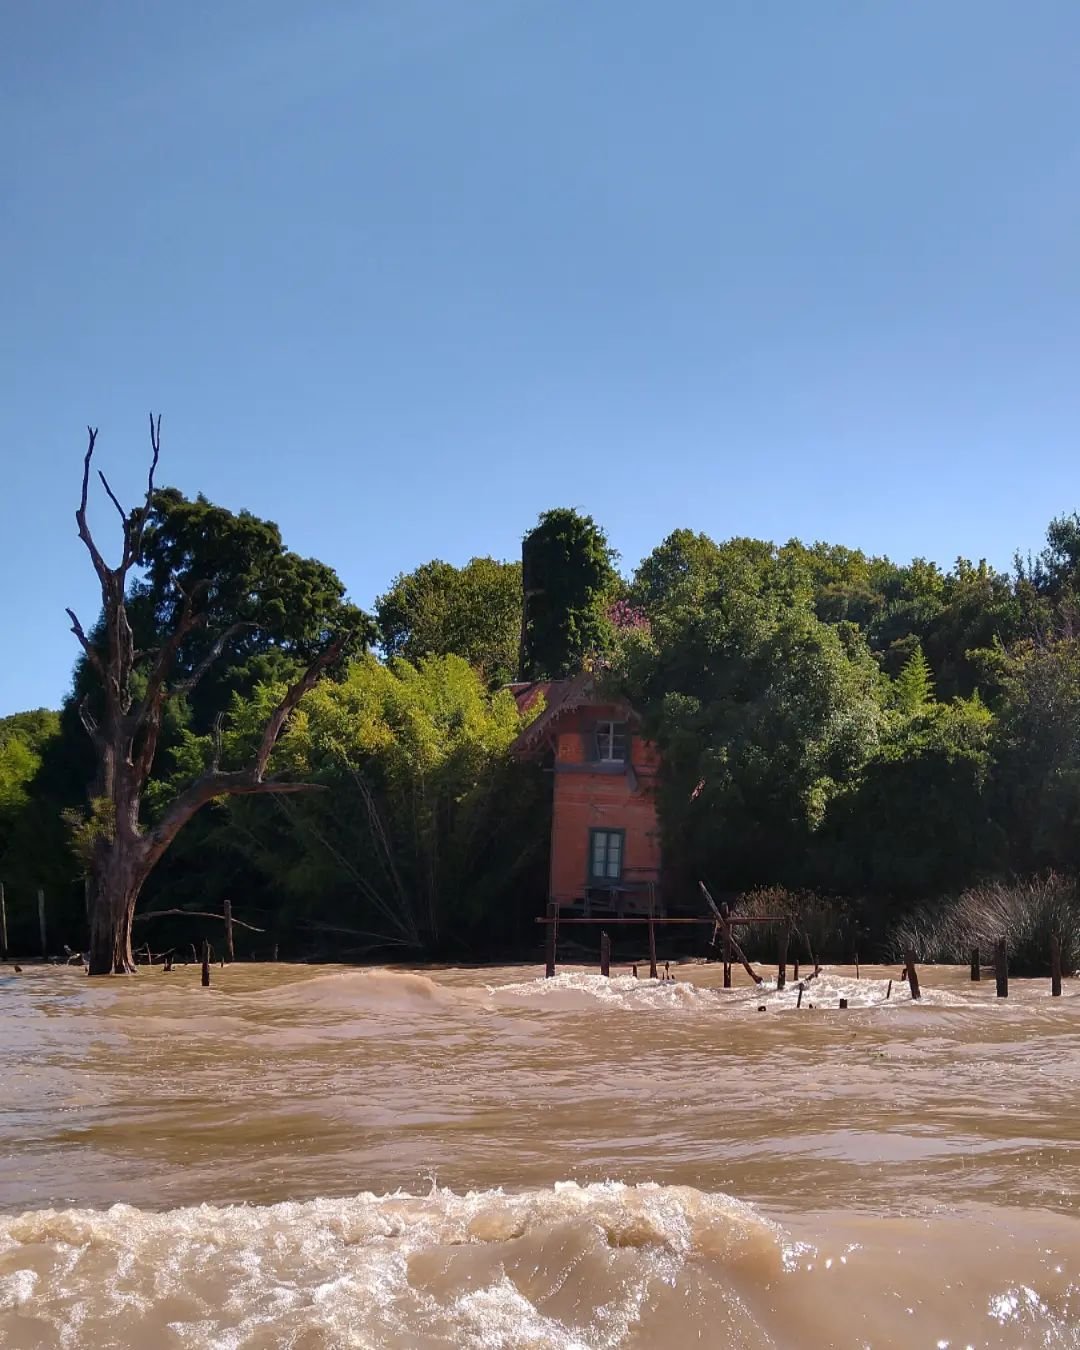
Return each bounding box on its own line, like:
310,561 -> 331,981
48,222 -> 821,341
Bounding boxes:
890,873 -> 1080,975
733,885 -> 860,963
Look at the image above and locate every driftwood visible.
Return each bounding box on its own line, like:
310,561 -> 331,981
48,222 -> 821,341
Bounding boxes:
134,909 -> 265,933
698,883 -> 764,985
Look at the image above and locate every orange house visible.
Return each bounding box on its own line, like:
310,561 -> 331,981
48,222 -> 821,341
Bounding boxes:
510,674 -> 663,916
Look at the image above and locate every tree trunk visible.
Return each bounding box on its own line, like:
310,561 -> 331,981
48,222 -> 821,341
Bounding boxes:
87,847 -> 148,975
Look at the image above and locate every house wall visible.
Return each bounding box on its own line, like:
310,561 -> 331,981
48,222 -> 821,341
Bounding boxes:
548,705 -> 662,907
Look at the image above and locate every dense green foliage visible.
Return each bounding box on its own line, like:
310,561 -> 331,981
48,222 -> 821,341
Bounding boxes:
376,557 -> 522,688
521,508 -> 619,679
3,498 -> 1080,961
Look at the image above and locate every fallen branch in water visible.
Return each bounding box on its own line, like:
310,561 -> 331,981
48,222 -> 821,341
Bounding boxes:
133,909 -> 265,933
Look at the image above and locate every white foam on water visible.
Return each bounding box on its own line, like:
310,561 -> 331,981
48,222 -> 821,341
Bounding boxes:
0,1182 -> 783,1349
489,971 -> 718,1012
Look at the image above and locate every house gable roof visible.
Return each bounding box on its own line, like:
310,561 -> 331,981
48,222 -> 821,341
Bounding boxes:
508,672 -> 640,757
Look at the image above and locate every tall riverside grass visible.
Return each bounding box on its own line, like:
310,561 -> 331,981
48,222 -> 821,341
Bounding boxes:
732,886 -> 858,965
890,874 -> 1080,976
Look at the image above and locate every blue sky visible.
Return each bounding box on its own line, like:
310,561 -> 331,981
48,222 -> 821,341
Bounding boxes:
3,0 -> 1079,714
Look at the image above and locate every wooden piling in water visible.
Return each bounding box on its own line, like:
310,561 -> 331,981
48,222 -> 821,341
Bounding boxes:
886,980 -> 892,1000
201,940 -> 211,987
0,881 -> 6,961
648,914 -> 658,980
600,931 -> 611,978
777,926 -> 789,991
37,887 -> 47,959
839,998 -> 848,1009
793,957 -> 800,980
855,953 -> 860,979
796,983 -> 804,1009
903,948 -> 921,1001
970,946 -> 980,981
722,920 -> 732,989
223,899 -> 235,964
1051,935 -> 1062,998
995,938 -> 1008,998
544,902 -> 557,978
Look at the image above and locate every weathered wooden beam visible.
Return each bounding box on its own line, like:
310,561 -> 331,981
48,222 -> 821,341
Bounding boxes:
545,901 -> 557,978
903,948 -> 921,1001
223,899 -> 235,963
532,916 -> 781,925
201,939 -> 211,987
995,938 -> 1008,999
722,917 -> 732,989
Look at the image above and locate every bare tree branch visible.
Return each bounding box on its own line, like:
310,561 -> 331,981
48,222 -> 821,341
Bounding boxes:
97,470 -> 127,528
253,632 -> 351,779
76,426 -> 110,589
76,695 -> 98,737
66,608 -> 105,678
173,621 -> 253,695
129,412 -> 161,565
141,631 -> 351,871
133,908 -> 266,932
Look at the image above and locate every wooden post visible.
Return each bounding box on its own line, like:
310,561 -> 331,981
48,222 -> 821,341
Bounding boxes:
777,926 -> 789,991
0,881 -> 6,961
854,952 -> 860,980
793,956 -> 800,981
839,998 -> 848,1009
796,983 -> 804,1009
903,948 -> 921,1001
223,899 -> 235,963
995,938 -> 1008,999
37,887 -> 47,959
600,931 -> 611,978
201,940 -> 211,987
722,921 -> 732,989
545,902 -> 557,978
647,914 -> 658,980
1051,935 -> 1062,998
970,946 -> 980,981
886,980 -> 892,1000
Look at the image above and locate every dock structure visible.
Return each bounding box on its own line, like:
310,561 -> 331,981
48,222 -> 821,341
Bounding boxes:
537,894 -> 782,983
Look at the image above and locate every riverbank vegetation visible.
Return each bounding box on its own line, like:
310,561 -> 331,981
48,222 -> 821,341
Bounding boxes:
2,457 -> 1080,963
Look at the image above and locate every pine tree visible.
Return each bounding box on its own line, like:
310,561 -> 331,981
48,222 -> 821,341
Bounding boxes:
895,644 -> 935,713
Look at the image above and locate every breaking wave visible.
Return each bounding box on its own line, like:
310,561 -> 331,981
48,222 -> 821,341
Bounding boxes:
4,1183 -> 1079,1348
0,1182 -> 782,1349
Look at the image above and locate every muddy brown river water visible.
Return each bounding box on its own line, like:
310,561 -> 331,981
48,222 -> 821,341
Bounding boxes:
2,960 -> 1080,1347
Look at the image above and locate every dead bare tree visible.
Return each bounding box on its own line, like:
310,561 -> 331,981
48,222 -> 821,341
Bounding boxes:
69,417 -> 351,974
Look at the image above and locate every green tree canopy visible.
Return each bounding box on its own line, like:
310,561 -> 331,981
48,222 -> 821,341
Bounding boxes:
376,557 -> 522,688
520,508 -> 619,679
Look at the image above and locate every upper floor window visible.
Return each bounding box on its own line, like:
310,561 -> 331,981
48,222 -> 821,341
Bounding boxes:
594,720 -> 627,762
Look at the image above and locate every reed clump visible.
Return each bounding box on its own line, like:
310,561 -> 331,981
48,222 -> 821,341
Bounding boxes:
890,873 -> 1080,977
733,886 -> 856,963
